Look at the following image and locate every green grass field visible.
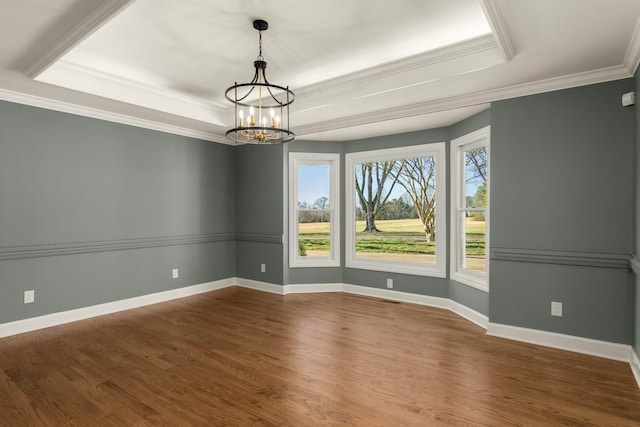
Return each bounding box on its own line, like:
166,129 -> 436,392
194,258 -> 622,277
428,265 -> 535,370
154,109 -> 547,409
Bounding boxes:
298,218 -> 485,256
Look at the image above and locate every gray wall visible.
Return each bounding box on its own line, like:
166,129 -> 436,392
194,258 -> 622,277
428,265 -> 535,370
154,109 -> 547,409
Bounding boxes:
490,79 -> 634,343
0,101 -> 236,323
234,144 -> 285,285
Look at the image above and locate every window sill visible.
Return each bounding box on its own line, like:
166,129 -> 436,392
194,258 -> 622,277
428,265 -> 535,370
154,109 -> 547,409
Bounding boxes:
346,258 -> 446,278
290,259 -> 340,268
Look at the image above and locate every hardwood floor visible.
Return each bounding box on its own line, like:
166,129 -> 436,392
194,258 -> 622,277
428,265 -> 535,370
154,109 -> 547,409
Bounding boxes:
0,286 -> 639,426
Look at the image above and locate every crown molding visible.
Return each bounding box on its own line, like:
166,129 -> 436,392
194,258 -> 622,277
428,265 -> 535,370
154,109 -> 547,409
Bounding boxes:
40,60 -> 227,125
295,64 -> 632,137
0,87 -> 229,144
6,44 -> 635,144
2,62 -> 630,144
35,34 -> 503,141
25,0 -> 137,79
624,15 -> 640,75
296,34 -> 502,100
54,60 -> 226,109
480,0 -> 516,61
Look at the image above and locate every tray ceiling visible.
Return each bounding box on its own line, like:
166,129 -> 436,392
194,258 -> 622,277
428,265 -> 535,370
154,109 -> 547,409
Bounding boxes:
1,0 -> 640,143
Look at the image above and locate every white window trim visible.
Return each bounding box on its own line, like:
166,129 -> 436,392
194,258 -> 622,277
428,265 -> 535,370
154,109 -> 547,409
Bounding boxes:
450,126 -> 490,292
345,143 -> 447,278
289,152 -> 340,268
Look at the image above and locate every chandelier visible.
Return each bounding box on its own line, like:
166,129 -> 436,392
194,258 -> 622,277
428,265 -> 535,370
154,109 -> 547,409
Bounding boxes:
225,19 -> 295,144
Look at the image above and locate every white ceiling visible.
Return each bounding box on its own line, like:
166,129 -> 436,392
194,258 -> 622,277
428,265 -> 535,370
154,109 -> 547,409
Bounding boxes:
1,0 -> 640,143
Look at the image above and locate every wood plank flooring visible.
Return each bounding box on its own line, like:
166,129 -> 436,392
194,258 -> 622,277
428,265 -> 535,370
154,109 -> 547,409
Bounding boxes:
0,286 -> 639,426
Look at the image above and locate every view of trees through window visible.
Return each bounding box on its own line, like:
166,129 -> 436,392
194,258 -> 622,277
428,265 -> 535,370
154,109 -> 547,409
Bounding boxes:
296,164 -> 331,258
293,141 -> 487,276
460,146 -> 487,274
353,156 -> 439,264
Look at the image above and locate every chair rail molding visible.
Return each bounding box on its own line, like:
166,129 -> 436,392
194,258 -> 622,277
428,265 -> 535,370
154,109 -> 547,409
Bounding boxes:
491,247 -> 630,269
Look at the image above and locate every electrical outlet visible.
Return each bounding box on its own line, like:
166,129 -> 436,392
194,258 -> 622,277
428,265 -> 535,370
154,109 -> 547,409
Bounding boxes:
172,268 -> 179,279
551,301 -> 562,317
387,278 -> 393,289
24,290 -> 35,304
261,264 -> 266,273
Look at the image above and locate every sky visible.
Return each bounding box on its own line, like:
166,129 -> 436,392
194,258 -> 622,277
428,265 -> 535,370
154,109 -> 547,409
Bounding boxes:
298,164 -> 329,205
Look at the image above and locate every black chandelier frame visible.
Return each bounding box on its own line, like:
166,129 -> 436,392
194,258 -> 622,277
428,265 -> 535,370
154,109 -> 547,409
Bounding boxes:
225,19 -> 295,144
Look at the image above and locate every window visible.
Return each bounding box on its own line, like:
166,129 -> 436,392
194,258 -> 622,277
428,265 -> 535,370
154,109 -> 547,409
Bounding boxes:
289,153 -> 340,267
345,143 -> 446,277
450,126 -> 490,291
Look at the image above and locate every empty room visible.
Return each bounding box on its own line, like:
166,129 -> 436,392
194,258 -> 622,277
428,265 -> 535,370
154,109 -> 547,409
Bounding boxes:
1,0 -> 640,425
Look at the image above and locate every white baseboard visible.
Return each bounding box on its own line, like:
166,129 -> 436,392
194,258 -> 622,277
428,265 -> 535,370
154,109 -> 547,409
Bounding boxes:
0,278 -> 234,339
487,322 -> 632,363
631,349 -> 640,390
449,300 -> 489,329
283,283 -> 343,294
342,284 -> 450,310
234,277 -> 286,295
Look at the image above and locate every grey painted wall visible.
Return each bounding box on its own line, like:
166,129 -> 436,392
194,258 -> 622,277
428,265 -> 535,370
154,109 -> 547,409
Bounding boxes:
234,144 -> 285,284
450,108 -> 491,139
0,100 -> 236,323
491,80 -> 634,343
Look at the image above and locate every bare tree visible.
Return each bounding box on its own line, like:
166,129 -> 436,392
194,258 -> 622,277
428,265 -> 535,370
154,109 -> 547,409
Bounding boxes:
313,196 -> 329,210
465,147 -> 487,218
393,157 -> 437,241
313,196 -> 330,222
354,161 -> 399,232
466,147 -> 487,182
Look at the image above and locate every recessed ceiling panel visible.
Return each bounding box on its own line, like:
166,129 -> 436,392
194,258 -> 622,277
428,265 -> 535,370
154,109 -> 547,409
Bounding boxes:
35,0 -> 493,129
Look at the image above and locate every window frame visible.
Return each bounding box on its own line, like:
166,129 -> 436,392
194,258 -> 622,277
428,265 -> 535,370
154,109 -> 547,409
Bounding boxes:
345,143 -> 447,277
288,152 -> 341,268
450,126 -> 490,292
